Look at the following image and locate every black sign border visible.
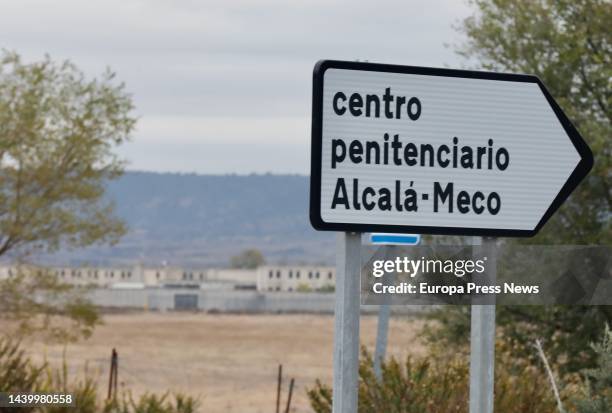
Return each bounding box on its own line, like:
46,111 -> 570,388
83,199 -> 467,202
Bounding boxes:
309,59 -> 593,237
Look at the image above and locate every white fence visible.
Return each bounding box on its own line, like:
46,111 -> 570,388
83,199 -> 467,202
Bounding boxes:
87,288 -> 425,314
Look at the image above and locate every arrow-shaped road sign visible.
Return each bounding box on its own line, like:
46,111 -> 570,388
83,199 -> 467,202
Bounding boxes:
309,60 -> 593,237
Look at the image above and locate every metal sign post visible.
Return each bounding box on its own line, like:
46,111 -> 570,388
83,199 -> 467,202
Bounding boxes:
373,295 -> 390,380
332,232 -> 361,413
369,234 -> 421,380
469,304 -> 496,413
469,236 -> 497,413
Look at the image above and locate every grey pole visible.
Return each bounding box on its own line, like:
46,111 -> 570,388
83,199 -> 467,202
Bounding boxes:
332,232 -> 361,413
469,236 -> 497,413
373,301 -> 390,380
373,245 -> 395,380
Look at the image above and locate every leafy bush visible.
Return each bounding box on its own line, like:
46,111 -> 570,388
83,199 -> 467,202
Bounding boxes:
316,284 -> 335,293
229,249 -> 265,269
104,393 -> 198,413
296,284 -> 312,293
425,304 -> 612,376
308,346 -> 563,413
0,339 -> 45,413
0,336 -> 199,413
572,325 -> 612,413
37,358 -> 100,413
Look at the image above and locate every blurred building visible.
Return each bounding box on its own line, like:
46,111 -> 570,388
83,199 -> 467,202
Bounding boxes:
0,264 -> 335,292
256,265 -> 335,292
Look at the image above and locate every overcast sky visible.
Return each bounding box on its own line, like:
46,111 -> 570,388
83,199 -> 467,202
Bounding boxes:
1,0 -> 472,174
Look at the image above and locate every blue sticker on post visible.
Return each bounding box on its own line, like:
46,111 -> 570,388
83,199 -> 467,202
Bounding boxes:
369,233 -> 421,245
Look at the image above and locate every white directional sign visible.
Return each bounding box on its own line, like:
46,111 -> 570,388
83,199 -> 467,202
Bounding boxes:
310,60 -> 592,237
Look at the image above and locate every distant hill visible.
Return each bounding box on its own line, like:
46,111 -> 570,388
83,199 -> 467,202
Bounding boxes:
43,172 -> 335,267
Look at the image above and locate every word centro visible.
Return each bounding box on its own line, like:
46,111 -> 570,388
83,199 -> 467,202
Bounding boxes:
373,282 -> 540,296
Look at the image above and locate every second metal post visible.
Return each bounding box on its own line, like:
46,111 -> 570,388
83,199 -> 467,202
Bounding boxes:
469,236 -> 497,413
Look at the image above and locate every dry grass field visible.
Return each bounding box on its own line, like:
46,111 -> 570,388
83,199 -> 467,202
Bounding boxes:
19,312 -> 426,413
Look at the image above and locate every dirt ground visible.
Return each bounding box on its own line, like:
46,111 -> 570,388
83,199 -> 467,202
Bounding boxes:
19,312 -> 426,413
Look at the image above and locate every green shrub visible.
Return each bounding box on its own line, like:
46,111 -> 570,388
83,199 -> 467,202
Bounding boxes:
316,285 -> 335,293
308,346 -> 562,413
37,359 -> 99,413
296,284 -> 312,293
0,338 -> 45,413
425,305 -> 612,376
107,393 -> 198,413
0,336 -> 199,413
572,325 -> 612,413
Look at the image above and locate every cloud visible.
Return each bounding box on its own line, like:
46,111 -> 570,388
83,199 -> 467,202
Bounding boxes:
137,115 -> 309,145
0,0 -> 471,173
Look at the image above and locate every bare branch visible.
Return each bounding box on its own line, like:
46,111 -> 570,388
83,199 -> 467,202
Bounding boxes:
534,339 -> 565,413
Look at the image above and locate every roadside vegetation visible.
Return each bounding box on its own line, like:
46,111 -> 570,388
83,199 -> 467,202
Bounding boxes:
0,338 -> 199,413
308,327 -> 612,413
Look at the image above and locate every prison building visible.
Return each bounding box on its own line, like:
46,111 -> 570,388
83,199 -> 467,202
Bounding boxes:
0,264 -> 259,289
257,266 -> 335,292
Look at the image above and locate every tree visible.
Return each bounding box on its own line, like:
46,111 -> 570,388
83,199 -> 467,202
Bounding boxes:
456,0 -> 610,245
0,51 -> 136,340
573,325 -> 612,413
426,0 -> 611,374
229,249 -> 266,269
